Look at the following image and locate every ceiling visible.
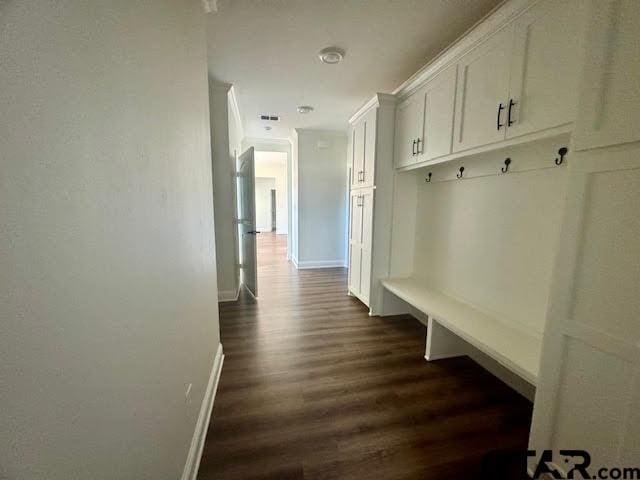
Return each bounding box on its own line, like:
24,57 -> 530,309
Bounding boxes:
206,0 -> 502,140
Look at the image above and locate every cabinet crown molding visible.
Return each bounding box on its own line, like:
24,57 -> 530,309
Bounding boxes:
393,0 -> 534,100
349,93 -> 396,125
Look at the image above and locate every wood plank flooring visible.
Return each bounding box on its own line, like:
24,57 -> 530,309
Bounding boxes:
198,233 -> 532,480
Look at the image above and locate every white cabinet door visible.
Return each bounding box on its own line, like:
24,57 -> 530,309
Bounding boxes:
348,191 -> 363,294
573,0 -> 640,151
394,93 -> 422,168
453,26 -> 513,152
351,121 -> 365,188
423,64 -> 457,161
347,126 -> 355,186
506,0 -> 588,139
348,245 -> 361,296
359,189 -> 374,305
362,109 -> 377,187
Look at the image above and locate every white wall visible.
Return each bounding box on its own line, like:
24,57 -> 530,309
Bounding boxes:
255,151 -> 288,234
413,137 -> 569,337
255,177 -> 276,232
294,130 -> 348,268
0,2 -> 220,479
209,83 -> 243,301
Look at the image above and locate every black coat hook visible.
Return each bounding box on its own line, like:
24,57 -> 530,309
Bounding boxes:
501,157 -> 511,173
425,172 -> 432,183
555,147 -> 568,165
456,166 -> 465,179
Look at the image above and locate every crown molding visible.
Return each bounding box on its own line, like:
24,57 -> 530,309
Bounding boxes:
348,93 -> 396,125
393,0 -> 534,99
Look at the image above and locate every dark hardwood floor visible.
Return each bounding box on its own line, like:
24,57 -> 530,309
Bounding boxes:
198,233 -> 532,480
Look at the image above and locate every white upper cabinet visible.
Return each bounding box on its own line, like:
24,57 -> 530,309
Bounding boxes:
573,0 -> 640,151
362,109 -> 377,187
453,26 -> 513,153
351,108 -> 376,187
394,92 -> 423,168
506,0 -> 588,139
422,64 -> 457,160
389,0 -> 590,166
351,121 -> 365,187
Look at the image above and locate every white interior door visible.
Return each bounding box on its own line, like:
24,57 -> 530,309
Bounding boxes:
237,147 -> 258,298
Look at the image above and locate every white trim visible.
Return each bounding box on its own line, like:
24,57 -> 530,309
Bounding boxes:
348,93 -> 396,125
218,286 -> 240,302
296,259 -> 347,269
228,85 -> 244,142
181,343 -> 224,480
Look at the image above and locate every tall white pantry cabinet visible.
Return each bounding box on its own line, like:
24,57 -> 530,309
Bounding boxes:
347,94 -> 395,313
347,0 -> 640,473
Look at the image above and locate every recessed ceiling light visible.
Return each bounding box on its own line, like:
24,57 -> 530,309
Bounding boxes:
318,47 -> 345,64
297,105 -> 314,114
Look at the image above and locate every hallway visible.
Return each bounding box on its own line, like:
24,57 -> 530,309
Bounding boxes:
197,234 -> 532,480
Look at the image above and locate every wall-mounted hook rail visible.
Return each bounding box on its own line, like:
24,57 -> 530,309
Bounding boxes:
456,166 -> 465,179
555,147 -> 568,165
501,157 -> 511,173
425,172 -> 432,183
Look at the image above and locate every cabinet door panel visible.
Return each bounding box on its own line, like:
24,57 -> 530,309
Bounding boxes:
573,0 -> 640,150
348,246 -> 361,295
506,0 -> 588,139
361,189 -> 374,249
349,191 -> 363,243
347,126 -> 358,187
362,109 -> 377,187
352,121 -> 365,187
359,248 -> 371,305
423,64 -> 457,160
359,189 -> 374,306
453,26 -> 513,152
394,94 -> 421,168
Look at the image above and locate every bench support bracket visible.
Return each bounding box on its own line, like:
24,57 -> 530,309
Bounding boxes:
425,318 -> 467,361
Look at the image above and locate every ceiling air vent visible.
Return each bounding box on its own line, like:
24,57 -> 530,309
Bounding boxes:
259,114 -> 280,121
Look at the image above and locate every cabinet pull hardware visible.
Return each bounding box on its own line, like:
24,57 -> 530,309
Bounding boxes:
507,99 -> 516,126
416,138 -> 422,154
555,147 -> 568,165
425,172 -> 432,183
501,157 -> 511,173
497,103 -> 505,130
457,166 -> 465,179
412,139 -> 417,155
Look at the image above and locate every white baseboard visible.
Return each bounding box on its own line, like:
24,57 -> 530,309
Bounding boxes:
181,343 -> 224,480
296,259 -> 346,269
218,286 -> 239,302
291,256 -> 299,268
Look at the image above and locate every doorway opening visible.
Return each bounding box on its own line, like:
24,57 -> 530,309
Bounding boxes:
254,150 -> 288,274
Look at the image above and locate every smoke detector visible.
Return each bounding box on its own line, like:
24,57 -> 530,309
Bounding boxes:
318,47 -> 345,64
297,106 -> 314,114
